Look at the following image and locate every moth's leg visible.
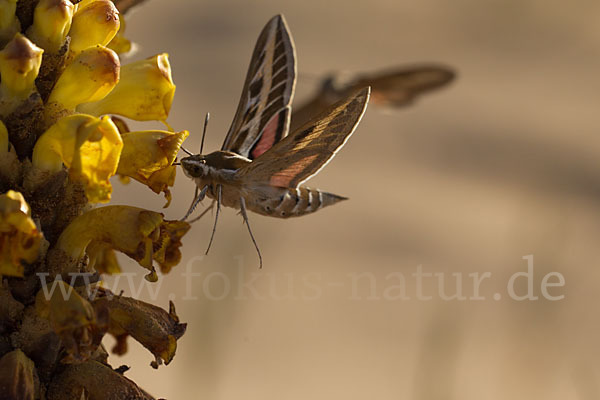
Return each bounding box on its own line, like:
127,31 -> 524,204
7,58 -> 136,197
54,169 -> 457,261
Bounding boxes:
180,186 -> 198,221
181,185 -> 208,221
239,197 -> 263,269
205,184 -> 222,255
189,200 -> 215,223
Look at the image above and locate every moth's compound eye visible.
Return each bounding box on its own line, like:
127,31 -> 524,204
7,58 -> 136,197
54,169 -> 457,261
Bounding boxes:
182,159 -> 204,177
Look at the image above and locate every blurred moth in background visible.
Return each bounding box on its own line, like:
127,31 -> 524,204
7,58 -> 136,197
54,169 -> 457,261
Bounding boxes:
179,15 -> 370,267
291,65 -> 454,131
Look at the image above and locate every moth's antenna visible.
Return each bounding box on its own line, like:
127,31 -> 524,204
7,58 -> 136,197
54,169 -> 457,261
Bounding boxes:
199,112 -> 210,154
180,113 -> 209,156
180,147 -> 194,156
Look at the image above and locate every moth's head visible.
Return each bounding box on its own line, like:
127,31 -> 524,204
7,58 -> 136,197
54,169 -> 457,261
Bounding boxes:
181,155 -> 208,178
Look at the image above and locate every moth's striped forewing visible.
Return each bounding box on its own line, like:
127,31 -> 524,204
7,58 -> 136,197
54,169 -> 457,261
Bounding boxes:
221,14 -> 297,160
237,87 -> 370,189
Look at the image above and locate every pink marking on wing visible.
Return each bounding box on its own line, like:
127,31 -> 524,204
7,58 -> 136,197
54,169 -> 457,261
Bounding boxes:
251,112 -> 280,159
270,154 -> 318,187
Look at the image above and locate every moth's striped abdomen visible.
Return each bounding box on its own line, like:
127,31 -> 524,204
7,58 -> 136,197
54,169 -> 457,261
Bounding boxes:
253,186 -> 346,218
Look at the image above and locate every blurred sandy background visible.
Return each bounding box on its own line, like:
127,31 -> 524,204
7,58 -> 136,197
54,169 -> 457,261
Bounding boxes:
105,0 -> 600,399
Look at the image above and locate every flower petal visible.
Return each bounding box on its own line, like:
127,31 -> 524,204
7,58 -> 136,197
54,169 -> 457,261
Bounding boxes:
69,0 -> 120,54
86,241 -> 121,275
0,34 -> 43,117
116,129 -> 188,206
77,53 -> 175,121
32,114 -> 123,203
26,0 -> 74,54
35,281 -> 108,363
92,288 -> 186,368
107,13 -> 132,55
0,190 -> 43,278
0,0 -> 21,47
54,206 -> 190,280
0,119 -> 7,153
0,119 -> 21,187
46,45 -> 120,119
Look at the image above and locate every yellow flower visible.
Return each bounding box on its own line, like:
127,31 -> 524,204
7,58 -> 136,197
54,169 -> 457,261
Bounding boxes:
117,129 -> 189,206
0,120 -> 20,186
0,119 -> 7,152
77,53 -> 175,122
35,281 -> 108,363
107,14 -> 132,55
86,241 -> 121,275
69,0 -> 120,54
0,34 -> 43,117
0,190 -> 43,278
93,288 -> 186,368
45,45 -> 120,122
55,206 -> 190,281
74,0 -> 99,12
0,0 -> 20,47
26,0 -> 74,54
32,114 -> 123,203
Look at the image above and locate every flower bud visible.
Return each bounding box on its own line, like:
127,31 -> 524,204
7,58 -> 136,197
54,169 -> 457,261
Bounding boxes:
0,190 -> 43,278
0,0 -> 21,47
26,0 -> 74,54
47,45 -> 120,112
32,114 -> 123,203
69,0 -> 120,54
77,53 -> 175,121
0,34 -> 43,117
55,206 -> 190,281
